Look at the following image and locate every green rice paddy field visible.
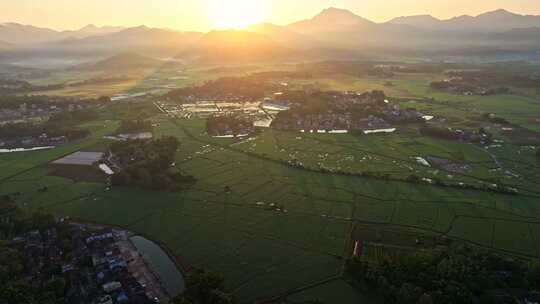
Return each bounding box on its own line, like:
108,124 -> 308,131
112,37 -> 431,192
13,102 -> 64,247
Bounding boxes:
1,113 -> 540,303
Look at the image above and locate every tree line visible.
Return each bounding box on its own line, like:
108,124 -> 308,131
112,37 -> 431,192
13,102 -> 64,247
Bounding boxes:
347,244 -> 540,304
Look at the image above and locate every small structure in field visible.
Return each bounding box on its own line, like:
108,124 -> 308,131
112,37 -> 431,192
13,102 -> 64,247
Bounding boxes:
50,151 -> 107,182
53,152 -> 104,166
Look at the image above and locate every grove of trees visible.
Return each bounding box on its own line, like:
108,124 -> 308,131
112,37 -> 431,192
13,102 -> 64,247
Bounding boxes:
115,119 -> 152,135
347,244 -> 540,304
171,269 -> 234,304
110,136 -> 196,191
0,197 -> 66,304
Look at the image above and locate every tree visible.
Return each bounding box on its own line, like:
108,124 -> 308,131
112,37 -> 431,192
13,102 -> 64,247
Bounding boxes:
207,290 -> 234,304
0,244 -> 23,282
110,137 -> 194,191
171,269 -> 235,304
46,278 -> 66,298
418,293 -> 434,304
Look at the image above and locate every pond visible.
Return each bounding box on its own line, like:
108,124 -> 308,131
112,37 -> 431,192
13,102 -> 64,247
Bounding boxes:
130,236 -> 186,297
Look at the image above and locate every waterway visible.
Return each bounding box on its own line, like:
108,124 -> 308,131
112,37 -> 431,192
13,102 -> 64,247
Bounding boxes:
129,236 -> 186,297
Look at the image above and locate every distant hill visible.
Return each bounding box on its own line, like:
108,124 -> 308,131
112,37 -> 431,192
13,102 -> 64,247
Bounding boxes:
0,23 -> 60,44
58,26 -> 202,52
387,15 -> 441,28
60,24 -> 125,39
283,8 -> 419,50
73,52 -> 169,71
0,23 -> 125,44
3,7 -> 540,62
272,8 -> 540,52
388,9 -> 540,32
288,7 -> 376,35
247,23 -> 318,49
181,30 -> 292,63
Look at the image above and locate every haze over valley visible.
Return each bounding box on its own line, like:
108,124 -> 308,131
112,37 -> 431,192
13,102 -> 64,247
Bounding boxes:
3,7 -> 540,68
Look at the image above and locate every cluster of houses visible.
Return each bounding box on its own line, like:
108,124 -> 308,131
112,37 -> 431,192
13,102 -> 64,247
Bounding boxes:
271,91 -> 425,132
0,98 -> 105,125
206,115 -> 256,137
161,88 -> 428,136
382,104 -> 425,123
0,133 -> 68,149
0,103 -> 63,124
272,112 -> 390,131
0,96 -> 111,150
11,224 -> 164,304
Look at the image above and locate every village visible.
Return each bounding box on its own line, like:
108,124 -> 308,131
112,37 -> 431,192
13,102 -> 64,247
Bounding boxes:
0,95 -> 110,125
159,84 -> 503,147
158,85 -> 432,137
0,95 -> 110,151
269,90 -> 427,134
10,221 -> 180,304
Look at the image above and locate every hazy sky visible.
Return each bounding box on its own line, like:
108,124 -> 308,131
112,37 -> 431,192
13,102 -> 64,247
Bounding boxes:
2,0 -> 540,31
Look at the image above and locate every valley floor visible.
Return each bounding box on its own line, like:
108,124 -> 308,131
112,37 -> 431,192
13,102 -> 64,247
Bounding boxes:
2,112 -> 540,303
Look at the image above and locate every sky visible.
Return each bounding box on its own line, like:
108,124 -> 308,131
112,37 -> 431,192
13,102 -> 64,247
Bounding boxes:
2,0 -> 540,31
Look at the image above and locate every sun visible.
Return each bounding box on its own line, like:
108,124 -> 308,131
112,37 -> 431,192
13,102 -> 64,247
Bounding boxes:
205,0 -> 268,29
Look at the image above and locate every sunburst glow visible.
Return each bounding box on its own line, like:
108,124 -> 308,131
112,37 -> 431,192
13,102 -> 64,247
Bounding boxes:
205,0 -> 269,29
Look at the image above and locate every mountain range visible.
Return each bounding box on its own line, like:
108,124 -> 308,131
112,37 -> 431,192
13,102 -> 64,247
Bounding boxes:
388,9 -> 540,32
57,26 -> 201,52
0,23 -> 126,44
2,8 -> 540,63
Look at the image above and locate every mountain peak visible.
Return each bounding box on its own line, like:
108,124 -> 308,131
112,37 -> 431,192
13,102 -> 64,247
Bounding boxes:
314,7 -> 367,21
290,6 -> 374,29
320,7 -> 356,16
120,25 -> 151,34
478,9 -> 516,17
389,14 -> 440,24
81,24 -> 97,30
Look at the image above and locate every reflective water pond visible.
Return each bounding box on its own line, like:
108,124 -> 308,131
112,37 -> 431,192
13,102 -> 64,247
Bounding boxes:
130,236 -> 186,297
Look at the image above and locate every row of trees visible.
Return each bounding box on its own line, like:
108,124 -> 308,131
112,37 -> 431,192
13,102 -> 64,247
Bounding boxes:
114,119 -> 152,135
110,137 -> 196,191
347,244 -> 540,304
